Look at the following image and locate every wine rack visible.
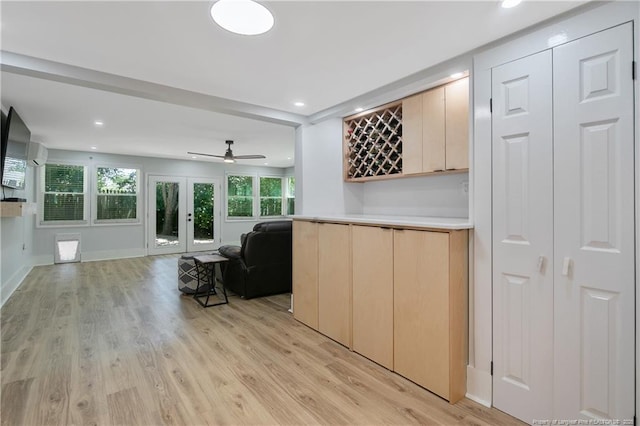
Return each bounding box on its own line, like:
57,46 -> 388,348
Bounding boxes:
344,101 -> 403,181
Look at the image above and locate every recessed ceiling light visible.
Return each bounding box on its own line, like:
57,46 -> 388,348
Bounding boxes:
210,0 -> 274,36
91,146 -> 97,150
94,120 -> 104,127
287,157 -> 292,160
264,162 -> 268,165
191,156 -> 197,159
294,102 -> 305,107
501,0 -> 522,9
450,72 -> 464,79
355,107 -> 364,113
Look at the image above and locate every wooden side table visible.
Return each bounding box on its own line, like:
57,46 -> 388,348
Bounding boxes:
193,254 -> 230,307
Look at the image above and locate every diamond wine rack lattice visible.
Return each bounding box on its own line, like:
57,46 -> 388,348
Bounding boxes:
343,101 -> 403,181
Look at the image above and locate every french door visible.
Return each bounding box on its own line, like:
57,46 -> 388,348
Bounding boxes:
148,176 -> 221,255
492,23 -> 634,422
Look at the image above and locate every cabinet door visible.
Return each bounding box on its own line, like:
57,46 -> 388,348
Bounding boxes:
445,77 -> 469,170
402,94 -> 423,175
394,229 -> 450,399
292,220 -> 319,330
352,225 -> 393,369
318,223 -> 351,346
422,86 -> 446,172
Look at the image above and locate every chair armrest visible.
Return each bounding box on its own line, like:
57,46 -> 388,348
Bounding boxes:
218,245 -> 242,260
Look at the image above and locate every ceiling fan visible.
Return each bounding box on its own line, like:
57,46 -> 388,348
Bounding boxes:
188,140 -> 266,164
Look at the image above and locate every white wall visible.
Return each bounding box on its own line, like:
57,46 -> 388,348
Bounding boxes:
297,118 -> 363,215
1,166 -> 35,306
31,149 -> 290,265
362,173 -> 468,217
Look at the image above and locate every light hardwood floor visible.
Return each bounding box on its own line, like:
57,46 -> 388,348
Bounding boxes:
1,255 -> 522,425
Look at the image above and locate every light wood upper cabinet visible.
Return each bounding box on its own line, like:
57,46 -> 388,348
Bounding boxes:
352,225 -> 394,369
318,223 -> 351,347
400,78 -> 466,176
445,77 -> 469,170
393,229 -> 468,403
423,86 -> 446,172
401,94 -> 423,175
292,220 -> 319,330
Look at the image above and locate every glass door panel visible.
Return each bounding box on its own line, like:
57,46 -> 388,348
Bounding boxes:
187,179 -> 220,252
148,176 -> 186,255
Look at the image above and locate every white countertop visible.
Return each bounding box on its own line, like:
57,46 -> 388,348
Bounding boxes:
292,214 -> 473,230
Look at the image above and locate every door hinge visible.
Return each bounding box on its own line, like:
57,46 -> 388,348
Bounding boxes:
490,361 -> 494,376
633,61 -> 636,80
489,98 -> 493,113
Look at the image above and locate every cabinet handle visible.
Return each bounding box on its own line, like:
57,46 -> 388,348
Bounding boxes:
562,257 -> 572,277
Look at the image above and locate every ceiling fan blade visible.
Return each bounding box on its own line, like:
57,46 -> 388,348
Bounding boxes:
233,154 -> 267,159
187,152 -> 226,159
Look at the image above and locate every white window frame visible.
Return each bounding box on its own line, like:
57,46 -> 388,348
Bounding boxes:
92,163 -> 142,225
259,175 -> 285,218
225,172 -> 257,221
285,175 -> 295,216
37,161 -> 89,228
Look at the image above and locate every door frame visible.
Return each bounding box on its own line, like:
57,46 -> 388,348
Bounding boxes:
470,1 -> 639,409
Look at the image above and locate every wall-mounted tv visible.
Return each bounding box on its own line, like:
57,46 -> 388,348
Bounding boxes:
1,107 -> 30,190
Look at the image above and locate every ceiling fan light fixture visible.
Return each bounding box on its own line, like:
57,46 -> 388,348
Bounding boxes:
224,158 -> 235,163
210,0 -> 274,36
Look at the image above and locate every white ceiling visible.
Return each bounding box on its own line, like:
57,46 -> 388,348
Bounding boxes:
0,0 -> 585,166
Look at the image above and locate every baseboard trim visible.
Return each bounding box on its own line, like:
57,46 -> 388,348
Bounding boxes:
1,264 -> 33,307
465,365 -> 492,407
32,248 -> 146,266
82,248 -> 146,262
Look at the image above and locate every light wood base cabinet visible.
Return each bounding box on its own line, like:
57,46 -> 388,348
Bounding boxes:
292,219 -> 469,403
352,225 -> 394,369
318,223 -> 351,347
393,229 -> 468,403
292,220 -> 319,330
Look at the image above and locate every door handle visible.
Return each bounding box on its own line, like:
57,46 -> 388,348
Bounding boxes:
537,255 -> 546,273
562,257 -> 572,277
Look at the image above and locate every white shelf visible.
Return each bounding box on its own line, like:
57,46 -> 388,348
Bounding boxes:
0,202 -> 36,218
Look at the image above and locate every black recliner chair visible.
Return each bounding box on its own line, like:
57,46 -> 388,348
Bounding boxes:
218,220 -> 292,299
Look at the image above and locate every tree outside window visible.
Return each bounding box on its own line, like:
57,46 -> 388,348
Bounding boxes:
96,167 -> 138,221
227,175 -> 254,218
260,177 -> 283,217
286,176 -> 295,215
43,164 -> 86,222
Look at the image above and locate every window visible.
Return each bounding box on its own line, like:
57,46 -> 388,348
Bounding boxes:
286,176 -> 295,215
259,176 -> 283,217
227,175 -> 254,218
96,167 -> 139,222
42,163 -> 87,223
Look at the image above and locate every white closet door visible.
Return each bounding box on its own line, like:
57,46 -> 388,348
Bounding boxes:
553,23 -> 634,421
491,50 -> 554,423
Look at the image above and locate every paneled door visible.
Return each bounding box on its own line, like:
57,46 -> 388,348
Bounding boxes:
491,50 -> 554,422
148,176 -> 221,255
492,23 -> 635,423
552,23 -> 634,421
